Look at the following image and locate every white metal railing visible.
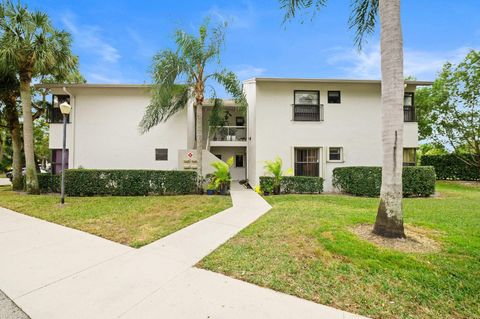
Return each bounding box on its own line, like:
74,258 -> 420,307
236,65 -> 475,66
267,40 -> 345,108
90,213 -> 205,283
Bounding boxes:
209,126 -> 246,143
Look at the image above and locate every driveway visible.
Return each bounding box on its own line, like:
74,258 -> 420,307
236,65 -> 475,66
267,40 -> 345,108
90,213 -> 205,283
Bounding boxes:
0,183 -> 368,319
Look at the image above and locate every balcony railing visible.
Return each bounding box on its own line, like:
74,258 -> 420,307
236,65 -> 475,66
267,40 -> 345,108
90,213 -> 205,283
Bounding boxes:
209,126 -> 246,142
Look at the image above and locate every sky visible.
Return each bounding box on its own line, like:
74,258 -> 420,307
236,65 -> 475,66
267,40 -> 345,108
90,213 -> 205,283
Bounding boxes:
22,0 -> 480,95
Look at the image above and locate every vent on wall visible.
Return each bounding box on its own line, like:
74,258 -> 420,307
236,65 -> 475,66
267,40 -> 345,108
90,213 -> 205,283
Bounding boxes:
155,148 -> 168,161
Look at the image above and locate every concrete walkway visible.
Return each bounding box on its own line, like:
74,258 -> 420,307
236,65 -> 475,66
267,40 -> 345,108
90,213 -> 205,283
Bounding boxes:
0,183 -> 368,319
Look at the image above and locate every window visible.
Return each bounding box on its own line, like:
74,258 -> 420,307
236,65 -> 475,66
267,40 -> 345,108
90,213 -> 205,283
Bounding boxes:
404,92 -> 416,122
155,148 -> 168,161
236,116 -> 245,126
51,149 -> 68,174
328,147 -> 343,161
403,148 -> 417,166
328,91 -> 341,104
293,90 -> 323,121
235,154 -> 244,168
48,95 -> 70,123
294,148 -> 319,176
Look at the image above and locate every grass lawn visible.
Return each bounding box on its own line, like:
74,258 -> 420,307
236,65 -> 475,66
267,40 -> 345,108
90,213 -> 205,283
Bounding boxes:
0,186 -> 231,247
199,182 -> 480,319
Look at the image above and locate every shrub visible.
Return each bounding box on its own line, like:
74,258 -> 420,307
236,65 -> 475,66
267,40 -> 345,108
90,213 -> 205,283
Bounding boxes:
260,176 -> 323,194
421,154 -> 480,181
63,169 -> 197,196
332,166 -> 436,197
37,173 -> 61,193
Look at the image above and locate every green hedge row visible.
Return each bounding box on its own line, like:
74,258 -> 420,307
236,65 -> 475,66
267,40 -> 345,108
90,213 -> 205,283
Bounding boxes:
37,169 -> 197,196
420,154 -> 479,181
332,166 -> 436,197
259,176 -> 324,194
37,173 -> 61,193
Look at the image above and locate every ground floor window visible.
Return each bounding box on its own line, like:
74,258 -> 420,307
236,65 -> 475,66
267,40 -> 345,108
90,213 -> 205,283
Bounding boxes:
51,149 -> 68,174
328,147 -> 343,161
235,154 -> 244,168
155,148 -> 168,161
294,148 -> 319,176
403,148 -> 417,166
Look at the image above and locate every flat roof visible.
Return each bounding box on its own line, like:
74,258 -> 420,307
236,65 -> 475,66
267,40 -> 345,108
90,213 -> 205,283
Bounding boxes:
34,83 -> 151,89
35,77 -> 433,90
244,77 -> 433,86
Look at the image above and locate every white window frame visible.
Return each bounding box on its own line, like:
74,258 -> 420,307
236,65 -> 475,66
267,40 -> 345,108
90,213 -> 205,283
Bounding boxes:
327,147 -> 344,163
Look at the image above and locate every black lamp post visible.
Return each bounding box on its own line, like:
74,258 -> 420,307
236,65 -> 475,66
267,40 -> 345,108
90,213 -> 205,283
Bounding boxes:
59,101 -> 71,204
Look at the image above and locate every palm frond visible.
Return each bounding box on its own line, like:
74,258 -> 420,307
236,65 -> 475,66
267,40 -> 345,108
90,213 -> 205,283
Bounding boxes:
139,84 -> 190,133
279,0 -> 328,22
348,0 -> 378,49
212,70 -> 247,113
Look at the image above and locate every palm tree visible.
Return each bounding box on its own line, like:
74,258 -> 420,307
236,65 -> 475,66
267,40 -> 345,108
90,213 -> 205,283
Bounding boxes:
139,21 -> 247,178
0,1 -> 78,194
0,70 -> 22,190
280,0 -> 405,238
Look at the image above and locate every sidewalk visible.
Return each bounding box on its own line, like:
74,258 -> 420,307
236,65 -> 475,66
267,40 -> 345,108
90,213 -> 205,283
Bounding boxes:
0,183 -> 368,319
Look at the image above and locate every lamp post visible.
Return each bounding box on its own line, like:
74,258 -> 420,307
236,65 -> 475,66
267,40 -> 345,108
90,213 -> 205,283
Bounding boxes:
59,101 -> 71,205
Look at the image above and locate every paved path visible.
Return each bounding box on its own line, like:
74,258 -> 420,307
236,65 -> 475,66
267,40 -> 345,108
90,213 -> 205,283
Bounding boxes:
0,183 -> 368,319
0,178 -> 11,186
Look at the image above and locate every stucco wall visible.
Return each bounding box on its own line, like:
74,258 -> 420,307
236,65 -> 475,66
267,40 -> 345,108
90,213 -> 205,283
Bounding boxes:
49,87 -> 188,170
249,81 -> 419,191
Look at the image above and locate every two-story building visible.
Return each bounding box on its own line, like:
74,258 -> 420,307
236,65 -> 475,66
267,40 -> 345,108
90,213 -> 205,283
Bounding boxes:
40,77 -> 432,192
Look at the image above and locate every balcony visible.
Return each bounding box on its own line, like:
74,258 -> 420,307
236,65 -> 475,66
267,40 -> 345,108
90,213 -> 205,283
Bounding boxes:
207,126 -> 247,147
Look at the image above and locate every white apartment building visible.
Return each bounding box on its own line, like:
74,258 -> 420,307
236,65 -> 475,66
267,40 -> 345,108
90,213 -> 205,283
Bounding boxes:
41,78 -> 431,191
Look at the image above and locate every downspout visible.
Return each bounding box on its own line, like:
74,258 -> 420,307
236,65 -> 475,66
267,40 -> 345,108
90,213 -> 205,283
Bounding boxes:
62,87 -> 75,168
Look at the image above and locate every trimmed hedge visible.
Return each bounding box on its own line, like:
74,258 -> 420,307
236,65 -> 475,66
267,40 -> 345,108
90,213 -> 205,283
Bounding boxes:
332,166 -> 436,197
259,176 -> 324,194
421,154 -> 479,181
35,169 -> 197,196
37,173 -> 61,193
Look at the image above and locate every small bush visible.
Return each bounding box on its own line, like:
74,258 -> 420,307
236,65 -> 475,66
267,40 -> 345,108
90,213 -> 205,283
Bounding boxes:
332,166 -> 436,197
421,154 -> 479,181
37,173 -> 61,193
61,169 -> 197,196
260,176 -> 323,194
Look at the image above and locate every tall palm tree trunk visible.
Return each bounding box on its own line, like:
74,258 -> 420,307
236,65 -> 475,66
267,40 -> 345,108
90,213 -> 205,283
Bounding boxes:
196,103 -> 203,178
19,79 -> 39,194
4,94 -> 23,190
373,0 -> 405,238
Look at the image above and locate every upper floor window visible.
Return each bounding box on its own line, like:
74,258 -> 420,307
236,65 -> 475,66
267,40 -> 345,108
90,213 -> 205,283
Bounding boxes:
403,148 -> 417,166
48,95 -> 70,124
404,93 -> 416,122
293,90 -> 323,122
328,91 -> 341,104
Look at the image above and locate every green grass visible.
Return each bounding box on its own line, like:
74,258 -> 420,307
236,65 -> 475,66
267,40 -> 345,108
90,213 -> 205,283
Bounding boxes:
0,186 -> 231,247
199,182 -> 480,319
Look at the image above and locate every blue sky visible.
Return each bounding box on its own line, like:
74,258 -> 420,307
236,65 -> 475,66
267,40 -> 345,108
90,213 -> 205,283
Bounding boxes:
23,0 -> 480,91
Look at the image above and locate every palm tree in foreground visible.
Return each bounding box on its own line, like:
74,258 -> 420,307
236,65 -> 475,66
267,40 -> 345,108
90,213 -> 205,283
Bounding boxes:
0,70 -> 22,190
281,0 -> 405,238
140,21 -> 247,178
0,1 -> 78,193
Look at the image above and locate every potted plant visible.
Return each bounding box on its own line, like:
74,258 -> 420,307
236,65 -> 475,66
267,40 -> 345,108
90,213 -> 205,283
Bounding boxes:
210,157 -> 234,195
206,184 -> 216,195
264,157 -> 292,195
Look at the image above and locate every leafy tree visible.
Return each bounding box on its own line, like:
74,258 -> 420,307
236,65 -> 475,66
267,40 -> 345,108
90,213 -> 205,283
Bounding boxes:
280,0 -> 406,237
139,20 -> 247,178
416,50 -> 480,173
0,0 -> 79,193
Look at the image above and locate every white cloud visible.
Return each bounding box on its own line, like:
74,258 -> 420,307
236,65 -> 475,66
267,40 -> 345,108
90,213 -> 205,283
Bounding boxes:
206,2 -> 256,29
234,65 -> 267,80
61,13 -> 120,64
327,42 -> 477,80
